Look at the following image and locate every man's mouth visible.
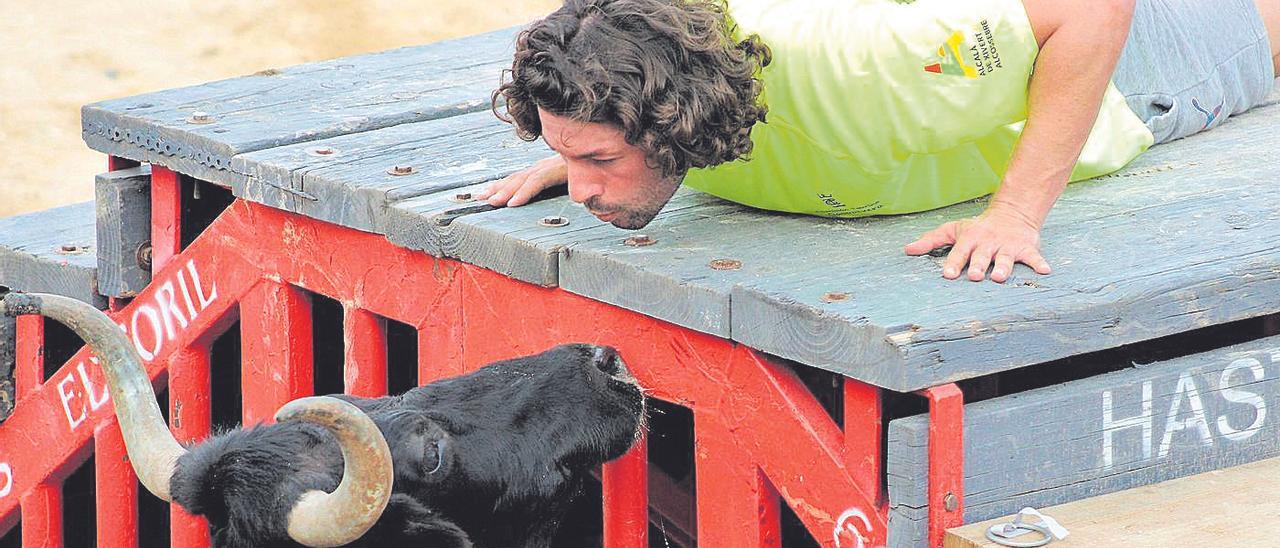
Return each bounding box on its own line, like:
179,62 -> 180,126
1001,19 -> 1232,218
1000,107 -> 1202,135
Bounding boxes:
592,210 -> 618,222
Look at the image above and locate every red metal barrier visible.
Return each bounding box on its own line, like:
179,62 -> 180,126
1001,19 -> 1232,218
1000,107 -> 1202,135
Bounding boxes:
0,176 -> 971,545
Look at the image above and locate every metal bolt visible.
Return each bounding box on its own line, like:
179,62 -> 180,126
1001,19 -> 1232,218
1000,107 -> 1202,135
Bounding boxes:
56,244 -> 83,254
187,111 -> 214,124
538,216 -> 570,228
136,243 -> 153,271
820,292 -> 851,303
449,192 -> 475,203
623,235 -> 656,247
307,147 -> 337,156
709,258 -> 742,271
944,492 -> 958,512
387,165 -> 415,176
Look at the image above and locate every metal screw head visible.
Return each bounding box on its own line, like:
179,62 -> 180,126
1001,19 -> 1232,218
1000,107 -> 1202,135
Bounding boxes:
307,147 -> 337,156
136,243 -> 153,271
449,192 -> 475,203
387,165 -> 415,176
709,258 -> 742,271
187,111 -> 214,124
623,235 -> 655,247
56,244 -> 85,255
538,216 -> 570,228
944,492 -> 959,512
820,292 -> 851,303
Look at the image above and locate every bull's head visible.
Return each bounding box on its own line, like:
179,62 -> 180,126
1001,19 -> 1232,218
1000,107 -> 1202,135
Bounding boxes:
384,343 -> 645,544
0,293 -> 393,546
2,293 -> 644,547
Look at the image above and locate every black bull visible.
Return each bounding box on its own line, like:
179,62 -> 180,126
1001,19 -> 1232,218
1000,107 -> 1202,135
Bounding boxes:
0,293 -> 645,548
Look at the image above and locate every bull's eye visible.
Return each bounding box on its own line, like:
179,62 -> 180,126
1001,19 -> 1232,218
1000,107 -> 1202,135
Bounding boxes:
425,438 -> 447,475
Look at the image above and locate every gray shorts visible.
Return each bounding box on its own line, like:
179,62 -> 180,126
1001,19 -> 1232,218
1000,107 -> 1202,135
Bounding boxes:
1112,0 -> 1277,144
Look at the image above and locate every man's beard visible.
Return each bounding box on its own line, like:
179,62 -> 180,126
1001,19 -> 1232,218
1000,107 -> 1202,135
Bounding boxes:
585,179 -> 681,230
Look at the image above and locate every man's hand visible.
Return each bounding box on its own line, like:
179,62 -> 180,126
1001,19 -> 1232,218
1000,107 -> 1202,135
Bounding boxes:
476,154 -> 568,207
904,204 -> 1052,283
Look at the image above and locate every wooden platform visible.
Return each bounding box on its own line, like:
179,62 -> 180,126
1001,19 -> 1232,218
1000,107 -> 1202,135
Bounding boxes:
64,26 -> 1280,547
79,28 -> 1280,392
945,456 -> 1280,548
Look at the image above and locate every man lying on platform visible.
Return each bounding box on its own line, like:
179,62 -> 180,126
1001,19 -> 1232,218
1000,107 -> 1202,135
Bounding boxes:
478,0 -> 1280,282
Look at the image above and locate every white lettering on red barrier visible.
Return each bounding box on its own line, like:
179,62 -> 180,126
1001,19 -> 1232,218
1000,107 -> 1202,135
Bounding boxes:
56,259 -> 218,431
0,462 -> 11,498
833,507 -> 871,548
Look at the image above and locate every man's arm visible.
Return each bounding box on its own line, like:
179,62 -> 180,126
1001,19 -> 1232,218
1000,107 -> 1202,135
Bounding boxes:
905,0 -> 1137,282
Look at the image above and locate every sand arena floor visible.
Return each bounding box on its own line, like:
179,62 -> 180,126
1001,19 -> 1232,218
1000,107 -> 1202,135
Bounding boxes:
0,0 -> 557,218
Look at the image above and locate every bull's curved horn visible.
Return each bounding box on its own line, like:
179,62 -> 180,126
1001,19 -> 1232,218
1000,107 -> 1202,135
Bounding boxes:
275,396 -> 394,547
0,292 -> 185,501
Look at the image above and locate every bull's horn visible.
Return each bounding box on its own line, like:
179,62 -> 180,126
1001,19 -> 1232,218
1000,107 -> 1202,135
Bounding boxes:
275,396 -> 394,547
0,292 -> 186,501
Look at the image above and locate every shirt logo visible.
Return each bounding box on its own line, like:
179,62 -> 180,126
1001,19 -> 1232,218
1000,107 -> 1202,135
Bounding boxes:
924,21 -> 1004,79
924,31 -> 978,78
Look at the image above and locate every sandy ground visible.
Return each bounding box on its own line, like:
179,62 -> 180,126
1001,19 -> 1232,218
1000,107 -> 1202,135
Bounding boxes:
0,0 -> 559,218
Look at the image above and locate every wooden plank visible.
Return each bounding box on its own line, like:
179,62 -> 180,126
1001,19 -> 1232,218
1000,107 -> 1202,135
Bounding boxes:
233,110 -> 554,233
439,188 -> 736,288
886,335 -> 1280,547
945,456 -> 1280,548
95,166 -> 152,297
81,27 -> 520,187
554,191 -> 746,333
729,102 -> 1280,391
0,202 -> 104,308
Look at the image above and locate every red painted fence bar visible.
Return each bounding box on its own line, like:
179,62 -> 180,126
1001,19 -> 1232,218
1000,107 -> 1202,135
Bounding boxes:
602,436 -> 650,546
23,483 -> 61,548
94,419 -> 138,548
239,282 -> 314,425
14,316 -> 42,401
0,193 -> 951,547
169,345 -> 213,548
343,307 -> 388,398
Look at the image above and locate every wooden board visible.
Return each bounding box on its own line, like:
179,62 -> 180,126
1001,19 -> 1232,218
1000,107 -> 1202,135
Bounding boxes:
75,25 -> 1280,391
81,27 -> 520,187
886,335 -> 1280,546
232,109 -> 553,233
945,456 -> 1280,548
0,202 -> 104,308
95,166 -> 152,297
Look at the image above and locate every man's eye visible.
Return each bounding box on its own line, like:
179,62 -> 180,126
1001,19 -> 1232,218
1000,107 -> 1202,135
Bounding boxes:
591,158 -> 617,165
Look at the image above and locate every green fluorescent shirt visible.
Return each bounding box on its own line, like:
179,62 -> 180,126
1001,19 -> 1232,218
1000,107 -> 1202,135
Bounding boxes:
682,0 -> 1156,217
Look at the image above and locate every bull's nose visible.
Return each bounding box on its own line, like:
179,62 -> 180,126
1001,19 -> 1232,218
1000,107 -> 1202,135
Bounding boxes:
590,346 -> 623,377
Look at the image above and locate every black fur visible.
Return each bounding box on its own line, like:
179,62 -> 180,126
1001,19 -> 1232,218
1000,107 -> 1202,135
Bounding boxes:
169,344 -> 643,548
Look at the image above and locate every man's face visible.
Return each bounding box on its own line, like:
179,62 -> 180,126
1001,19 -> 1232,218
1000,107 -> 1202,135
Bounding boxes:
538,107 -> 681,229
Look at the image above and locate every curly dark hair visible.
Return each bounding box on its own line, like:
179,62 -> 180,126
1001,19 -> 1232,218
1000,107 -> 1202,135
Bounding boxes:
492,0 -> 771,179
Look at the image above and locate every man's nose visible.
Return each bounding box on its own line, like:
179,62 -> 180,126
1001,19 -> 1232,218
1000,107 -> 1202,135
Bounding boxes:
566,165 -> 604,204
